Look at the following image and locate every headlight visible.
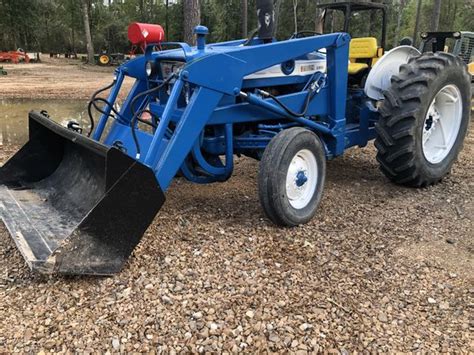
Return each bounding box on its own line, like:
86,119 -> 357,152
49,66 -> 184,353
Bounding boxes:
420,32 -> 428,39
453,31 -> 461,39
145,61 -> 155,77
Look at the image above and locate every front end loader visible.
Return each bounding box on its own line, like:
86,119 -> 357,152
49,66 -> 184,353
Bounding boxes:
1,0 -> 471,275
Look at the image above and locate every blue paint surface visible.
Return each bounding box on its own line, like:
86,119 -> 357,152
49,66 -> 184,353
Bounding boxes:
90,26 -> 379,190
295,171 -> 308,188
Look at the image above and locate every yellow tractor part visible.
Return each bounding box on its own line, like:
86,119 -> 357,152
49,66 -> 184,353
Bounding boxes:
99,54 -> 111,66
348,37 -> 380,75
468,62 -> 474,77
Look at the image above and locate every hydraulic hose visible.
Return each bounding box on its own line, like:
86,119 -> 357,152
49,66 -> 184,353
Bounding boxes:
136,109 -> 158,128
130,74 -> 177,159
257,73 -> 326,118
265,90 -> 316,118
87,80 -> 116,137
90,97 -> 124,121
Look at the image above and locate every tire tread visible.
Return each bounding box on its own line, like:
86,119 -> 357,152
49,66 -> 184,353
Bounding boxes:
375,52 -> 470,187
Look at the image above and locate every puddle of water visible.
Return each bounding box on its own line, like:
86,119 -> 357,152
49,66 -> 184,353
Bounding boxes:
0,98 -> 90,145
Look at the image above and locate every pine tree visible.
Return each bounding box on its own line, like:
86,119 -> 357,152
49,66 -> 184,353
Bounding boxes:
184,0 -> 201,45
431,0 -> 442,31
81,0 -> 95,64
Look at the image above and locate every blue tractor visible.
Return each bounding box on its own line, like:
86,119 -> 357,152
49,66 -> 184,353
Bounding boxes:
0,1 -> 471,275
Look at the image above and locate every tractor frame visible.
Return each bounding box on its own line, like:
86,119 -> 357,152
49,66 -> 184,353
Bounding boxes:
92,30 -> 376,191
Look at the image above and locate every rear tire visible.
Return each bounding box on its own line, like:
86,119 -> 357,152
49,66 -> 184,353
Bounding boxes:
258,127 -> 326,227
375,52 -> 471,187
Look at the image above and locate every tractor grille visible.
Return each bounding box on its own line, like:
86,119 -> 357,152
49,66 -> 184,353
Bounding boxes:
458,36 -> 474,65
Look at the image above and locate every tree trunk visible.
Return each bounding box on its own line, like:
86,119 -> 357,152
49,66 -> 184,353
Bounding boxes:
451,1 -> 457,28
184,0 -> 200,45
45,19 -> 50,52
71,0 -> 76,55
81,0 -> 95,64
315,0 -> 324,33
413,0 -> 422,47
273,0 -> 283,37
293,0 -> 298,34
165,0 -> 169,36
393,0 -> 407,47
72,27 -> 75,54
431,0 -> 442,31
241,0 -> 248,38
139,0 -> 145,22
368,0 -> 382,35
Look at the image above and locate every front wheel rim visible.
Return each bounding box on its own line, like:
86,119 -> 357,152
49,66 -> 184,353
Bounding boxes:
285,149 -> 318,210
422,84 -> 463,164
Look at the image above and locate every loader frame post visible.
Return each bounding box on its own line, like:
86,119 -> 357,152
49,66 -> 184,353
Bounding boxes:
144,78 -> 185,167
92,70 -> 125,141
155,87 -> 224,189
326,39 -> 350,155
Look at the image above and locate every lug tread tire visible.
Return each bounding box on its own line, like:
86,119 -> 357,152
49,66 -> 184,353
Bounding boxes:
375,52 -> 471,187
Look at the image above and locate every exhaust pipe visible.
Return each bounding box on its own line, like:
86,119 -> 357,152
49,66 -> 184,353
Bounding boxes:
257,0 -> 275,40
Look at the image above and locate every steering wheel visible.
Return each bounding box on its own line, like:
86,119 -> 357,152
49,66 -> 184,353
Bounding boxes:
289,31 -> 322,40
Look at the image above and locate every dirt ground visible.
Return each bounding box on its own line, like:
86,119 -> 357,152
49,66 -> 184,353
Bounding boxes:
0,60 -> 473,353
0,57 -> 134,100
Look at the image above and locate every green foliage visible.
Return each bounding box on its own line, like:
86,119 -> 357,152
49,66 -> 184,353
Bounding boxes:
0,0 -> 42,50
0,0 -> 472,53
208,0 -> 242,42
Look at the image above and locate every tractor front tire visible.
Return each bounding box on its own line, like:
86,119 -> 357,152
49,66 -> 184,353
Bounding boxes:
375,52 -> 471,187
258,127 -> 326,227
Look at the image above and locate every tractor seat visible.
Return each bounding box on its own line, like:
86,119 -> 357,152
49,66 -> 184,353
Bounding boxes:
348,62 -> 369,75
348,37 -> 378,75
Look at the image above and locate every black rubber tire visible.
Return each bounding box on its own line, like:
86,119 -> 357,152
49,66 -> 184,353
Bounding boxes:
258,127 -> 326,227
375,52 -> 471,187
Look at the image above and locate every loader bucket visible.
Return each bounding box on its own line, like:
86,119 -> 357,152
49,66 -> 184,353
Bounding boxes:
0,112 -> 165,275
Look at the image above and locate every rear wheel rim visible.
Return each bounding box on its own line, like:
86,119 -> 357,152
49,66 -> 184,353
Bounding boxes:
422,84 -> 463,164
285,149 -> 318,210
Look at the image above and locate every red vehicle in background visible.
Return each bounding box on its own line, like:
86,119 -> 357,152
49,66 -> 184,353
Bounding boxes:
0,48 -> 30,64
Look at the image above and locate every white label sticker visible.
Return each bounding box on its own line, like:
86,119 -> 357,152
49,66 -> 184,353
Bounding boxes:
142,29 -> 149,38
301,65 -> 315,72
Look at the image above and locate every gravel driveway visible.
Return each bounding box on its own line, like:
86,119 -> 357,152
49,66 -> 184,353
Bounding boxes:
0,129 -> 472,352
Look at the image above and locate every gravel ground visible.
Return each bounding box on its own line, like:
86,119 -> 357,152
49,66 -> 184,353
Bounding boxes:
0,126 -> 472,352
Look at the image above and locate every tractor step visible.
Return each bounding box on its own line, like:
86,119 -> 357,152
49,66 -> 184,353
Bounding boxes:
0,112 -> 165,275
